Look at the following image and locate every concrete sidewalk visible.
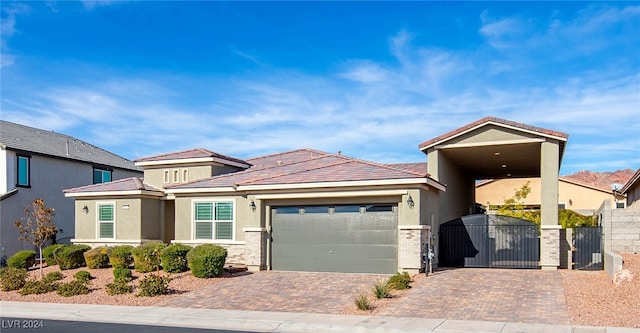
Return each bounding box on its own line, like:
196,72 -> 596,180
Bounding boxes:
1,301 -> 638,333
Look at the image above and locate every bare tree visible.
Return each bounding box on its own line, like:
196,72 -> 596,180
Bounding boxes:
14,198 -> 57,278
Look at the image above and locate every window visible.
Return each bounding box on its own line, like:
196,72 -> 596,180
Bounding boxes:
194,201 -> 234,240
173,169 -> 180,183
183,169 -> 189,182
93,168 -> 112,184
616,202 -> 626,209
16,155 -> 30,187
333,205 -> 361,213
558,203 -> 566,209
163,170 -> 170,183
98,203 -> 115,239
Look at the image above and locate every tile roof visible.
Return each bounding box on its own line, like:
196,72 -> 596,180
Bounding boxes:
135,148 -> 251,167
621,168 -> 640,194
418,116 -> 569,150
168,149 -> 429,189
385,163 -> 428,177
0,120 -> 141,172
64,177 -> 162,194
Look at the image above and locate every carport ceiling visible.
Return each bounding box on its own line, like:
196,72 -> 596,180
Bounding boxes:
439,142 -> 542,179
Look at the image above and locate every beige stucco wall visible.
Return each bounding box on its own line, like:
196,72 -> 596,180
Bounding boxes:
477,177 -> 619,215
142,164 -> 244,189
447,125 -> 540,145
1,150 -> 141,257
428,149 -> 474,224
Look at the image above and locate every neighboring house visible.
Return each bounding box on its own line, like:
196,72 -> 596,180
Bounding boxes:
64,116 -> 576,273
0,120 -> 142,259
621,168 -> 640,211
65,148 -> 444,274
476,177 -> 626,216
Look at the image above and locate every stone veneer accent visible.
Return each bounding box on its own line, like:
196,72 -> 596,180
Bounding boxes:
398,225 -> 430,274
540,226 -> 561,270
243,228 -> 267,271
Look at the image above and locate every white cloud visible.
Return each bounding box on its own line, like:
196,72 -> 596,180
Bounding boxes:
80,0 -> 121,11
1,3 -> 29,68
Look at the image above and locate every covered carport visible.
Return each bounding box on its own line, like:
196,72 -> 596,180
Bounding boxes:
419,117 -> 568,270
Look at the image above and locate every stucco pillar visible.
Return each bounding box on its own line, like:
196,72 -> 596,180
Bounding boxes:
398,225 -> 430,274
243,228 -> 267,272
540,141 -> 560,270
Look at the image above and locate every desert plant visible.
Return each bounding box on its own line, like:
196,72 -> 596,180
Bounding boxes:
53,244 -> 90,270
132,242 -> 166,273
387,272 -> 411,290
354,292 -> 371,311
7,250 -> 36,269
113,268 -> 132,282
106,279 -> 133,295
83,247 -> 110,269
74,270 -> 92,282
13,198 -> 57,278
187,244 -> 227,278
136,273 -> 172,297
56,279 -> 89,297
42,244 -> 64,266
161,243 -> 191,273
42,271 -> 64,283
372,280 -> 391,299
0,267 -> 28,291
108,245 -> 134,269
19,279 -> 58,295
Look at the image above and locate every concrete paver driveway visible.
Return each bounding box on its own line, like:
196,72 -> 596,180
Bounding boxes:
379,268 -> 570,325
158,271 -> 388,313
159,268 -> 570,325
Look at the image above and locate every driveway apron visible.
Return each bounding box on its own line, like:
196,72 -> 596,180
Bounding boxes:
157,271 -> 388,313
378,268 -> 571,325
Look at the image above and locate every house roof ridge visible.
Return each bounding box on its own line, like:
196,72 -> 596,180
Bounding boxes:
334,153 -> 427,178
237,157 -> 353,186
559,176 -> 620,193
63,177 -> 141,193
246,148 -> 330,164
135,147 -> 250,166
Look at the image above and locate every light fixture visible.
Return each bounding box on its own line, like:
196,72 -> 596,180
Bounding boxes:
407,195 -> 415,209
82,205 -> 89,214
249,200 -> 256,212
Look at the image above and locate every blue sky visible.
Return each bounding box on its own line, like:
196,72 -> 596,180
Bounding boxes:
1,1 -> 638,175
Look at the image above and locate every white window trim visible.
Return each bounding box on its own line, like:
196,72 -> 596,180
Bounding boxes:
191,198 -> 236,241
173,169 -> 180,183
183,169 -> 189,182
96,202 -> 116,240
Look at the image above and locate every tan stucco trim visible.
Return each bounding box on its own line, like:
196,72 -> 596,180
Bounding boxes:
242,227 -> 267,232
435,138 -> 545,150
420,120 -> 568,152
65,190 -> 164,198
166,187 -> 237,194
540,225 -> 563,230
398,225 -> 431,230
170,240 -> 246,245
239,178 -> 431,191
254,189 -> 409,200
135,157 -> 250,169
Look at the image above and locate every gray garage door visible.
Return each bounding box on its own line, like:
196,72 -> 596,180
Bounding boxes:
271,204 -> 398,274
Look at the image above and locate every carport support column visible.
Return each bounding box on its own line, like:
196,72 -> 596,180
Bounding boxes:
243,228 -> 267,272
398,225 -> 430,274
540,141 -> 560,270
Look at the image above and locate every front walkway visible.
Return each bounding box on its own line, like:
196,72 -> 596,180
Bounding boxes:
378,268 -> 570,324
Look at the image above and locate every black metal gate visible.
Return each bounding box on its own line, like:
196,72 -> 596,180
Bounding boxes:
574,226 -> 603,270
439,214 -> 540,268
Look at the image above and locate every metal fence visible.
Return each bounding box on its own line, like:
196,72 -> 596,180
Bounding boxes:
574,226 -> 603,270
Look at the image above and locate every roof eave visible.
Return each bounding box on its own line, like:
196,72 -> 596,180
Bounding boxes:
64,190 -> 165,198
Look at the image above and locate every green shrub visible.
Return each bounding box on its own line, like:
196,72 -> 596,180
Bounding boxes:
108,245 -> 134,269
83,247 -> 110,269
42,244 -> 64,266
74,270 -> 92,282
0,267 -> 28,291
106,279 -> 133,295
187,244 -> 227,278
113,268 -> 132,282
136,274 -> 172,297
53,245 -> 90,270
42,271 -> 64,283
354,292 -> 371,311
372,280 -> 391,299
132,243 -> 166,273
387,272 -> 411,290
19,279 -> 58,295
56,280 -> 90,297
161,243 -> 191,273
7,250 -> 36,269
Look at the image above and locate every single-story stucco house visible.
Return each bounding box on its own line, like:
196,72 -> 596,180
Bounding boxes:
64,117 -> 571,274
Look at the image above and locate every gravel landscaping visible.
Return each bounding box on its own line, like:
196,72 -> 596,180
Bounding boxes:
1,253 -> 638,328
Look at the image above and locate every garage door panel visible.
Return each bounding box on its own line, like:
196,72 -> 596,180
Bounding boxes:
272,205 -> 398,274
